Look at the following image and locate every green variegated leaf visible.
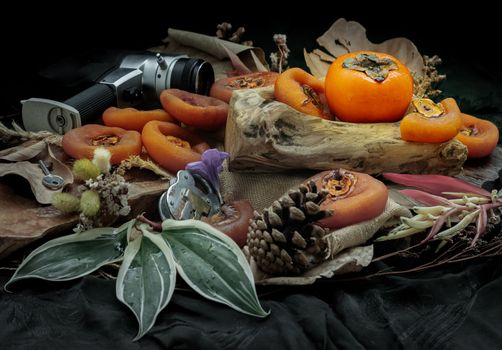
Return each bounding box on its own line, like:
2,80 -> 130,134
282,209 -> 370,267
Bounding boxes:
4,220 -> 133,291
116,225 -> 176,341
162,219 -> 269,318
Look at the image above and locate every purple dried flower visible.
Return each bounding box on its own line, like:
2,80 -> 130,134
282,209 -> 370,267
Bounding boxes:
186,149 -> 229,193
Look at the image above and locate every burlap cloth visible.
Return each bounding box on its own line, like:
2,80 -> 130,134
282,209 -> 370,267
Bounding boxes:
219,163 -> 412,285
220,165 -> 316,211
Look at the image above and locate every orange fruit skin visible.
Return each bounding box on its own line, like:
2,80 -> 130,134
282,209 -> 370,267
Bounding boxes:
204,200 -> 254,248
304,169 -> 388,229
141,121 -> 209,174
62,124 -> 142,164
274,68 -> 332,119
325,51 -> 413,123
210,71 -> 279,103
455,113 -> 499,158
160,89 -> 229,131
400,98 -> 462,143
102,107 -> 177,132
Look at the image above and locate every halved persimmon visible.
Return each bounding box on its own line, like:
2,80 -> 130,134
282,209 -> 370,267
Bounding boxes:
325,51 -> 413,122
62,124 -> 142,164
274,68 -> 332,119
102,107 -> 177,131
160,89 -> 229,131
455,113 -> 499,158
141,120 -> 210,174
400,98 -> 462,143
210,71 -> 279,103
304,169 -> 388,229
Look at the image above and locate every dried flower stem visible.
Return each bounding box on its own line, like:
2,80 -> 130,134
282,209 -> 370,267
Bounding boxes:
270,34 -> 290,73
116,155 -> 171,179
136,214 -> 162,232
413,55 -> 446,99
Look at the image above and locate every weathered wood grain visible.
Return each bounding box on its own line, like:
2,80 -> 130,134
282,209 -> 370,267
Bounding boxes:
225,87 -> 468,175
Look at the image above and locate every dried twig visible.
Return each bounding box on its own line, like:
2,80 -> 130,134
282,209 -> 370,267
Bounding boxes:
216,22 -> 252,46
116,155 -> 171,179
0,121 -> 62,146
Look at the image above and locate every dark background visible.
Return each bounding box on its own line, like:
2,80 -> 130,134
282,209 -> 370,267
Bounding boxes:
2,7 -> 502,349
0,4 -> 498,118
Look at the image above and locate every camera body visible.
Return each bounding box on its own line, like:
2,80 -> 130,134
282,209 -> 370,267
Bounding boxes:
21,53 -> 214,134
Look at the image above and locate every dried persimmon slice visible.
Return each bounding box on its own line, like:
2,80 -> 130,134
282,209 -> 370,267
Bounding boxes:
160,89 -> 229,131
141,120 -> 210,173
62,124 -> 142,164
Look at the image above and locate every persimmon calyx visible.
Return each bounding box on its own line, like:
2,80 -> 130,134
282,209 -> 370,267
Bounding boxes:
412,98 -> 444,118
322,169 -> 357,199
460,125 -> 479,136
91,135 -> 120,146
226,76 -> 265,89
342,53 -> 398,82
301,84 -> 323,110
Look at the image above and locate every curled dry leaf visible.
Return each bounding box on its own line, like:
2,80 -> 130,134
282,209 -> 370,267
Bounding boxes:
165,28 -> 268,78
304,18 -> 425,79
0,141 -> 73,204
248,245 -> 374,286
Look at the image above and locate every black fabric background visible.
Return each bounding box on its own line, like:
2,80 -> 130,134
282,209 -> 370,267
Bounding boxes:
2,5 -> 502,350
2,256 -> 502,349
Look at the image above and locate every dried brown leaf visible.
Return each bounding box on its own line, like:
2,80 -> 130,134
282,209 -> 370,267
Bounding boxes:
0,143 -> 73,204
250,50 -> 269,72
220,43 -> 252,75
305,18 -> 425,79
249,245 -> 374,285
166,28 -> 268,77
0,140 -> 47,161
313,49 -> 336,63
303,49 -> 328,80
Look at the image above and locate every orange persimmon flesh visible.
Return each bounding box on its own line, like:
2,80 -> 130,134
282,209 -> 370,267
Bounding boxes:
324,51 -> 413,123
160,89 -> 229,131
455,113 -> 499,158
102,107 -> 177,131
274,67 -> 332,119
304,169 -> 388,229
141,120 -> 210,174
62,124 -> 142,164
210,71 -> 279,103
203,200 -> 254,248
400,98 -> 462,143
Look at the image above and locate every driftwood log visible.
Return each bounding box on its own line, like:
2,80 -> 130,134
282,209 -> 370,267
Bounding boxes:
225,87 -> 468,175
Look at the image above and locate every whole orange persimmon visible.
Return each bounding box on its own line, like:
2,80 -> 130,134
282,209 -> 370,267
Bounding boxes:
325,51 -> 413,123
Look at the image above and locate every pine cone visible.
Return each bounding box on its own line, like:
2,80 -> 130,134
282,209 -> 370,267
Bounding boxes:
246,181 -> 333,275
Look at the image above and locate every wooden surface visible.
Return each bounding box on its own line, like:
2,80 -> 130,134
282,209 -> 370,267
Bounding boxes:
0,169 -> 168,260
459,147 -> 502,187
225,87 -> 468,175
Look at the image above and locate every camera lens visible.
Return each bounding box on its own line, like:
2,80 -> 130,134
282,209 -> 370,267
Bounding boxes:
170,58 -> 214,96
